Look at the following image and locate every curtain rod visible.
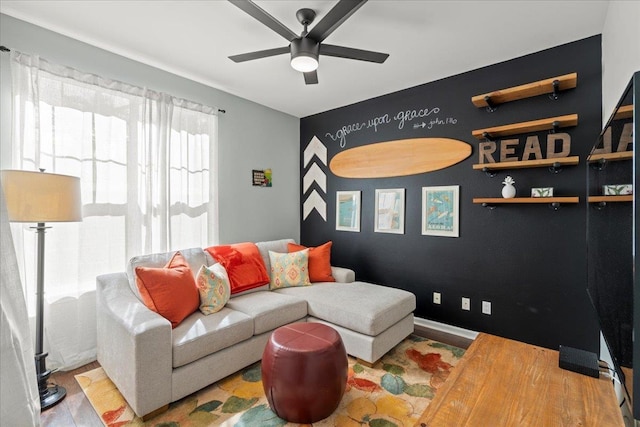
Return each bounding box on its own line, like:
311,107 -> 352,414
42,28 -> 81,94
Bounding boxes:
0,45 -> 226,114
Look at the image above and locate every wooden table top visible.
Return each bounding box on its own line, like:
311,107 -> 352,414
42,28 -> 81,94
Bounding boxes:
416,333 -> 624,427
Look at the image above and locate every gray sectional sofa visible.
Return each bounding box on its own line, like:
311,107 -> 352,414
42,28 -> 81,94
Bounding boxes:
96,238 -> 416,418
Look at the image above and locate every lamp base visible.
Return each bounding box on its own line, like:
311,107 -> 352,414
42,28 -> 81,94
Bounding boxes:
40,384 -> 67,411
36,351 -> 66,411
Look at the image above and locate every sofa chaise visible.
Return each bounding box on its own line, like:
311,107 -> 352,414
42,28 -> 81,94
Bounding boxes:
96,238 -> 416,418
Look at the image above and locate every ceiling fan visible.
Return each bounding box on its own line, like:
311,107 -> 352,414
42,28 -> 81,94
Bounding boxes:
228,0 -> 389,85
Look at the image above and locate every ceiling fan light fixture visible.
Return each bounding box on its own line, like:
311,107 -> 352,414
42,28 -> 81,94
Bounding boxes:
290,38 -> 319,72
291,54 -> 318,72
228,1 -> 389,85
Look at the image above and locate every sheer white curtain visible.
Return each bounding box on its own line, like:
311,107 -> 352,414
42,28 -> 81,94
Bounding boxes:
9,51 -> 219,370
1,186 -> 40,426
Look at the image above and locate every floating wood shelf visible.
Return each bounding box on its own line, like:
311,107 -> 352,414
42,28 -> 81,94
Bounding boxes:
472,114 -> 578,140
587,151 -> 633,163
473,156 -> 579,171
473,197 -> 579,205
471,73 -> 577,109
614,105 -> 633,121
588,195 -> 633,203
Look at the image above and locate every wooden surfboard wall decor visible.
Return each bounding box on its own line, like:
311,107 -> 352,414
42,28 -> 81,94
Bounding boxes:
329,137 -> 472,178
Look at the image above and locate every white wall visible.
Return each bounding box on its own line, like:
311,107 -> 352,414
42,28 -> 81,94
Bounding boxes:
0,13 -> 300,247
601,0 -> 640,124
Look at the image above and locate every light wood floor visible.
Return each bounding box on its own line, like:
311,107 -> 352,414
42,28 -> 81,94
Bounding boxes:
41,327 -> 473,426
41,361 -> 102,427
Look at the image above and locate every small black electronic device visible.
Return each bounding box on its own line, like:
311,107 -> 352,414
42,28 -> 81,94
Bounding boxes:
558,345 -> 600,378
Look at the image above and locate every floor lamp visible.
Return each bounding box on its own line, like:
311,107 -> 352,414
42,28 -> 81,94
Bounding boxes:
1,169 -> 82,411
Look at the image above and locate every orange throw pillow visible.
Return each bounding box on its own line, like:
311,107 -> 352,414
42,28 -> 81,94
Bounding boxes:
205,242 -> 270,294
135,252 -> 199,328
288,241 -> 335,282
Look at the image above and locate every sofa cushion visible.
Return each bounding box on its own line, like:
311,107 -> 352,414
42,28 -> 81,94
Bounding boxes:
255,238 -> 295,272
268,249 -> 311,290
288,241 -> 335,283
196,263 -> 230,315
225,291 -> 307,334
205,243 -> 270,294
134,252 -> 199,328
274,281 -> 416,336
127,247 -> 207,300
331,266 -> 356,283
172,307 -> 254,368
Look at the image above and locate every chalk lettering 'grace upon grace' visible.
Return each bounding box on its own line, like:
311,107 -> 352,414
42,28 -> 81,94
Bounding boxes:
324,106 -> 441,147
324,114 -> 391,148
325,122 -> 366,148
394,107 -> 440,130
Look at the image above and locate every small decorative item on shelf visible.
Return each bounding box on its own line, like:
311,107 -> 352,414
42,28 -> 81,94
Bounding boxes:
501,176 -> 516,198
603,184 -> 633,195
531,187 -> 554,198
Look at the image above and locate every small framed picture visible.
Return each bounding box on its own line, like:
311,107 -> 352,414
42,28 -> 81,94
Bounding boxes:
252,169 -> 272,187
422,185 -> 459,237
374,188 -> 405,234
336,191 -> 361,232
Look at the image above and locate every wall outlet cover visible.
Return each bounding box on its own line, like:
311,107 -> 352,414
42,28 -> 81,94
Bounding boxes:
462,297 -> 470,311
433,292 -> 441,304
482,301 -> 492,315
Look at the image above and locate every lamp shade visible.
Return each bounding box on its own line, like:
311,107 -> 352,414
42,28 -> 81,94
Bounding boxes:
1,170 -> 82,223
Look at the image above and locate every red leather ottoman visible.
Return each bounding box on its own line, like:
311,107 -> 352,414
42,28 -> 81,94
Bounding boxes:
262,322 -> 348,423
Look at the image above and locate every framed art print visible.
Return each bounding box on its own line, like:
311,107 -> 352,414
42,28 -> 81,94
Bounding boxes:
252,169 -> 272,187
374,188 -> 405,234
336,191 -> 361,232
422,185 -> 459,237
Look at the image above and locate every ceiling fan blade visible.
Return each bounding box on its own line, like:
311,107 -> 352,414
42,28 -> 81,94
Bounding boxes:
229,46 -> 290,63
307,0 -> 367,42
304,70 -> 318,85
229,0 -> 298,41
320,44 -> 389,63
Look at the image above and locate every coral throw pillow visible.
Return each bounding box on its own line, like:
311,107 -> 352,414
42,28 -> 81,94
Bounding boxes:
288,241 -> 335,282
135,252 -> 199,328
205,242 -> 270,294
196,263 -> 231,315
269,250 -> 311,290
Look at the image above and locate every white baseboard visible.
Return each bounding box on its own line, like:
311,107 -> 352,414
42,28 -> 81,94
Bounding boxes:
414,316 -> 479,341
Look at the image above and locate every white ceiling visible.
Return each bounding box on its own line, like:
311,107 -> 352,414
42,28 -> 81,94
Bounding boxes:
0,0 -> 609,118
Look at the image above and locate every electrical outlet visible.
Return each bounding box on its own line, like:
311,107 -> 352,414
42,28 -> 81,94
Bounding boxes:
433,292 -> 441,304
482,301 -> 492,315
461,297 -> 471,311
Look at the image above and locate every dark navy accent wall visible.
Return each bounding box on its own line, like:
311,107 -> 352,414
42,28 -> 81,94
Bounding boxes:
300,36 -> 602,352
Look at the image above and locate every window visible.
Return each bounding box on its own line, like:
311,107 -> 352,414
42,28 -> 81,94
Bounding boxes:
9,52 -> 219,369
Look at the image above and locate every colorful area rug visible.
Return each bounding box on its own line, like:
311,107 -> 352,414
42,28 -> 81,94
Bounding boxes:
76,335 -> 464,427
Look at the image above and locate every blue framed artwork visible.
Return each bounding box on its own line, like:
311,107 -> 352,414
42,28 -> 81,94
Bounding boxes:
422,185 -> 459,237
336,191 -> 361,232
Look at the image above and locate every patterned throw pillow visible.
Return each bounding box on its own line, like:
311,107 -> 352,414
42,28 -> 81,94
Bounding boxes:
196,263 -> 231,315
288,241 -> 335,282
268,249 -> 311,290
